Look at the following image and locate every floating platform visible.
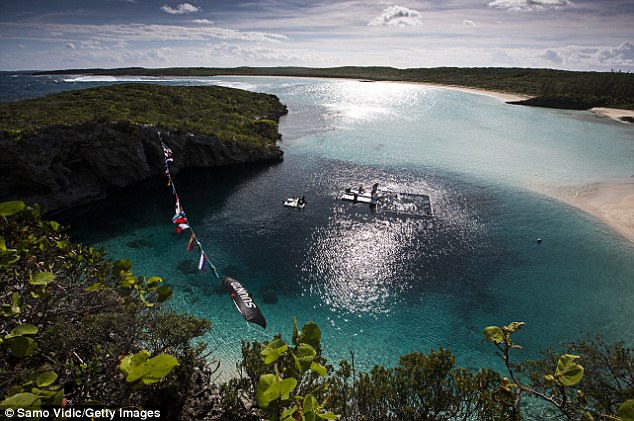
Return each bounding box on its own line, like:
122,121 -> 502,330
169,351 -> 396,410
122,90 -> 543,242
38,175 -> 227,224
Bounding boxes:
283,197 -> 306,209
341,187 -> 433,217
379,191 -> 434,217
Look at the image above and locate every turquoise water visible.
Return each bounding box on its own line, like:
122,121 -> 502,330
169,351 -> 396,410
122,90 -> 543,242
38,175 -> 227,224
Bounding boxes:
3,75 -> 633,376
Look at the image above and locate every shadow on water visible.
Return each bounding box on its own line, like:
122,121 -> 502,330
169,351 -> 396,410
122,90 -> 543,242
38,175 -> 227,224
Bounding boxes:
56,162 -> 281,244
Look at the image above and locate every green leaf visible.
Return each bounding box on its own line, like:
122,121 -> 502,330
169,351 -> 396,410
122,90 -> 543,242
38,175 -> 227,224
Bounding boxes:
85,282 -> 105,292
131,350 -> 151,366
113,259 -> 132,274
6,385 -> 24,397
619,399 -> 634,421
125,354 -> 179,385
0,249 -> 20,267
157,285 -> 173,302
300,321 -> 322,353
255,374 -> 276,409
119,355 -> 133,377
30,387 -> 57,398
8,336 -> 34,357
1,392 -> 41,407
261,338 -> 289,365
483,326 -> 504,344
0,236 -> 5,251
36,371 -> 58,388
30,271 -> 55,286
255,374 -> 297,409
555,354 -> 584,386
0,201 -> 25,217
504,322 -> 525,333
147,276 -> 162,289
319,413 -> 340,420
6,323 -> 38,338
292,316 -> 300,345
293,343 -> 317,372
304,393 -> 319,419
310,361 -> 327,376
281,405 -> 298,421
52,389 -> 64,406
49,220 -> 60,231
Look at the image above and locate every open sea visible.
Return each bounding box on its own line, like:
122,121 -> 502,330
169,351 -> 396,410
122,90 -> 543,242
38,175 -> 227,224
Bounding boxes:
2,73 -> 633,377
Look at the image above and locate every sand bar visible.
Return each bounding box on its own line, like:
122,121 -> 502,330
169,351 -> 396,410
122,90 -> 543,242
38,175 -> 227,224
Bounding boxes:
590,107 -> 634,123
556,182 -> 634,244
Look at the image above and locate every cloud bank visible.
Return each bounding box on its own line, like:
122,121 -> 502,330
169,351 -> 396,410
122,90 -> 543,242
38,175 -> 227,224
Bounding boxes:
161,3 -> 200,15
369,5 -> 422,27
488,0 -> 574,12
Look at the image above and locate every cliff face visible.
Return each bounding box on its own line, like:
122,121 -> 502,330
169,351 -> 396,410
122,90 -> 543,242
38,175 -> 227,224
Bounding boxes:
0,121 -> 284,214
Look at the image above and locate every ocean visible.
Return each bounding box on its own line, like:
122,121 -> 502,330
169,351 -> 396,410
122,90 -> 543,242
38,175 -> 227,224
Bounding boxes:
2,73 -> 633,376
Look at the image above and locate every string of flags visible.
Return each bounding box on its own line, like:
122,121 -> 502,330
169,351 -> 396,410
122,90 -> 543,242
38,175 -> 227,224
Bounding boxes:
161,141 -> 218,279
159,137 -> 267,328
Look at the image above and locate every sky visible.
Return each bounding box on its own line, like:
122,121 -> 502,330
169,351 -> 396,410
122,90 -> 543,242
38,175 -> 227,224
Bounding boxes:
1,0 -> 633,71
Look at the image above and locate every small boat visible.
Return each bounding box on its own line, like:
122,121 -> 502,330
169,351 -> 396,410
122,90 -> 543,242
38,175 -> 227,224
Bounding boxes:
283,197 -> 306,209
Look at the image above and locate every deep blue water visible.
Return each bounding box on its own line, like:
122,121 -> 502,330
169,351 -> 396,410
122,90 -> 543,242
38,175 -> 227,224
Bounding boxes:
2,74 -> 633,377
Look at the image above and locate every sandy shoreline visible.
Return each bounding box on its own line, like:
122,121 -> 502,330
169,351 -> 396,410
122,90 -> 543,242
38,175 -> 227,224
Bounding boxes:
590,107 -> 634,123
404,83 -> 634,244
554,182 -> 634,245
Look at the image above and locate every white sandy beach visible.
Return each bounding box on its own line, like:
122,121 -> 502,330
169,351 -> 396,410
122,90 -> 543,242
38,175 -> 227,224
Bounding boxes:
555,182 -> 634,244
590,107 -> 634,123
427,84 -> 634,244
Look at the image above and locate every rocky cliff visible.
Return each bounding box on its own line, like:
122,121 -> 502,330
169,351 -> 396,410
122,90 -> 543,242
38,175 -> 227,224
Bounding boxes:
0,121 -> 284,214
0,84 -> 288,213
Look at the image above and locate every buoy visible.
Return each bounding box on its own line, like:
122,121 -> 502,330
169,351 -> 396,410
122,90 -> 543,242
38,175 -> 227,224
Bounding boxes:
536,238 -> 542,244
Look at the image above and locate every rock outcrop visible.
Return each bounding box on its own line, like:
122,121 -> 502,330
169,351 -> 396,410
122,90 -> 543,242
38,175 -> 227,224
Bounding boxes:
0,120 -> 284,214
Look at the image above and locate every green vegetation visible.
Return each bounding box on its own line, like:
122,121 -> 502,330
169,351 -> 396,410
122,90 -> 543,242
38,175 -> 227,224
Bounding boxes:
2,203 -> 632,419
0,83 -> 287,146
38,66 -> 634,110
224,320 -> 634,421
0,202 -> 214,418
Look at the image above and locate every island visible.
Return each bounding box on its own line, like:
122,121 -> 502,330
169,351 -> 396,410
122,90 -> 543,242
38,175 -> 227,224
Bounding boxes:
0,83 -> 288,213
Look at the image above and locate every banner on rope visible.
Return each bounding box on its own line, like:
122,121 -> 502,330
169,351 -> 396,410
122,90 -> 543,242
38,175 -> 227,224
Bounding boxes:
159,135 -> 266,329
223,277 -> 267,329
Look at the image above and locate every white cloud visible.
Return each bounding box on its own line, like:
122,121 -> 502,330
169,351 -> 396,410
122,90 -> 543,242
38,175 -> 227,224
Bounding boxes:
65,43 -> 76,49
369,5 -> 422,27
161,3 -> 200,15
540,49 -> 563,64
463,19 -> 476,27
206,42 -> 315,63
597,41 -> 634,64
488,0 -> 574,12
539,42 -> 634,69
192,19 -> 213,24
8,23 -> 287,44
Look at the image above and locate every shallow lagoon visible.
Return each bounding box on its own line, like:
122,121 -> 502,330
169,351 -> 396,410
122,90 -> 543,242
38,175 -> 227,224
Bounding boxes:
4,74 -> 633,375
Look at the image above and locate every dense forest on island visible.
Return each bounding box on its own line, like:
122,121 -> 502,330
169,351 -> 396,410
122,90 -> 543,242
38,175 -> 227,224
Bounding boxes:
0,83 -> 287,145
37,66 -> 634,110
1,203 -> 633,420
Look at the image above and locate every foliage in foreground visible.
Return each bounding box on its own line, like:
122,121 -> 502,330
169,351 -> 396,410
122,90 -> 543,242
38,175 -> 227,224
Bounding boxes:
0,202 -> 213,418
221,320 -> 633,420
